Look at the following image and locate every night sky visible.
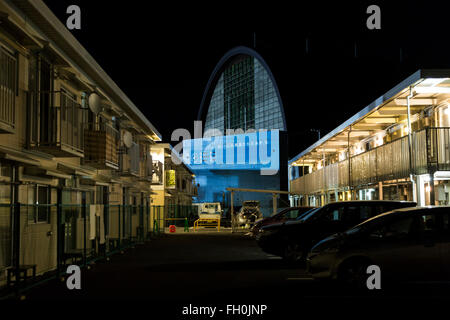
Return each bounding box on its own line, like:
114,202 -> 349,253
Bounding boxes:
42,1 -> 450,158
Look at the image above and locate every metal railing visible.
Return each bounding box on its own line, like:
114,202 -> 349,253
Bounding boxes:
0,47 -> 16,130
166,204 -> 198,226
426,127 -> 450,172
139,156 -> 153,181
118,142 -> 140,176
290,128 -> 450,195
28,90 -> 87,156
0,203 -> 198,297
151,160 -> 163,184
0,204 -> 11,273
84,122 -> 120,169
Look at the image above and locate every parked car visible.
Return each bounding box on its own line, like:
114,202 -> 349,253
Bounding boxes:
250,206 -> 315,237
234,200 -> 263,228
307,206 -> 450,286
256,200 -> 417,263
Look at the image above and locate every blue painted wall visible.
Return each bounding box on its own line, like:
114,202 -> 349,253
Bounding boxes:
193,169 -> 283,217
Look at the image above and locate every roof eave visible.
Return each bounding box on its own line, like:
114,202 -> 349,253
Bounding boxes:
9,0 -> 162,140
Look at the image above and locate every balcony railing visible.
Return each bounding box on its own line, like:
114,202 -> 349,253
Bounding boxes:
151,160 -> 163,185
28,90 -> 86,157
426,127 -> 450,172
0,47 -> 16,133
139,156 -> 153,181
118,142 -> 140,177
84,122 -> 119,169
290,127 -> 450,195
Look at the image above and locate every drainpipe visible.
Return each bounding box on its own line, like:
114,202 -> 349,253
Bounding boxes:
303,159 -> 306,206
406,86 -> 417,203
11,165 -> 20,272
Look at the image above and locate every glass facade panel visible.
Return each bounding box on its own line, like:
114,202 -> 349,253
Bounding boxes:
204,55 -> 285,134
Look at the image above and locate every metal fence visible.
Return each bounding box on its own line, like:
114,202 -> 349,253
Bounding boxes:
165,205 -> 197,228
0,204 -> 11,272
0,203 -> 193,296
149,205 -> 199,233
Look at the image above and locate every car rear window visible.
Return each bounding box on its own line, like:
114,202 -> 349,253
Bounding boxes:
297,207 -> 320,221
285,209 -> 300,219
342,205 -> 373,224
377,203 -> 414,215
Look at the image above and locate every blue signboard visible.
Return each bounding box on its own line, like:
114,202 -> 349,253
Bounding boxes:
182,130 -> 279,174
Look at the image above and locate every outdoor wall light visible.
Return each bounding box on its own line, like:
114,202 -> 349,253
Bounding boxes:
354,144 -> 364,155
419,78 -> 447,87
374,134 -> 384,147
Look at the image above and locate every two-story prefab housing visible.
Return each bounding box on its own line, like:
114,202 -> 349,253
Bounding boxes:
289,70 -> 450,208
0,0 -> 162,288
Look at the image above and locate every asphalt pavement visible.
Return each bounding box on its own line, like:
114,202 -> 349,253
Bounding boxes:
11,231 -> 450,316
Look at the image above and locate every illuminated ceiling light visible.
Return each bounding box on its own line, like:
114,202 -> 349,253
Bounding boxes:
317,161 -> 323,169
364,118 -> 396,124
374,134 -> 384,147
420,78 -> 447,87
354,144 -> 364,155
394,98 -> 437,106
413,87 -> 450,94
425,185 -> 431,193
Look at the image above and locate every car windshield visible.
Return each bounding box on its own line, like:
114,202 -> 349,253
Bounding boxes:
269,208 -> 290,217
296,207 -> 320,221
244,202 -> 259,207
344,210 -> 395,234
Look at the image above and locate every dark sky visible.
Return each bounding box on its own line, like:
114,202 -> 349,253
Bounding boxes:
42,1 -> 450,158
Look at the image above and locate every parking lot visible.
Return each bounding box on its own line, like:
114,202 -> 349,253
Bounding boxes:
16,231 -> 450,315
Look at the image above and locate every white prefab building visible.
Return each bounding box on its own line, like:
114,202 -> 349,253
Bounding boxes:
289,70 -> 450,208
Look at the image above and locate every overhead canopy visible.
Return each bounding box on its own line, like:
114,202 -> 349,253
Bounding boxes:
0,147 -> 40,166
24,167 -> 71,179
289,69 -> 450,165
0,10 -> 42,49
57,162 -> 94,177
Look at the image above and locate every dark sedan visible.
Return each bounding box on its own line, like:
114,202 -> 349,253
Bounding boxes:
250,206 -> 315,237
256,200 -> 417,263
307,206 -> 450,286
